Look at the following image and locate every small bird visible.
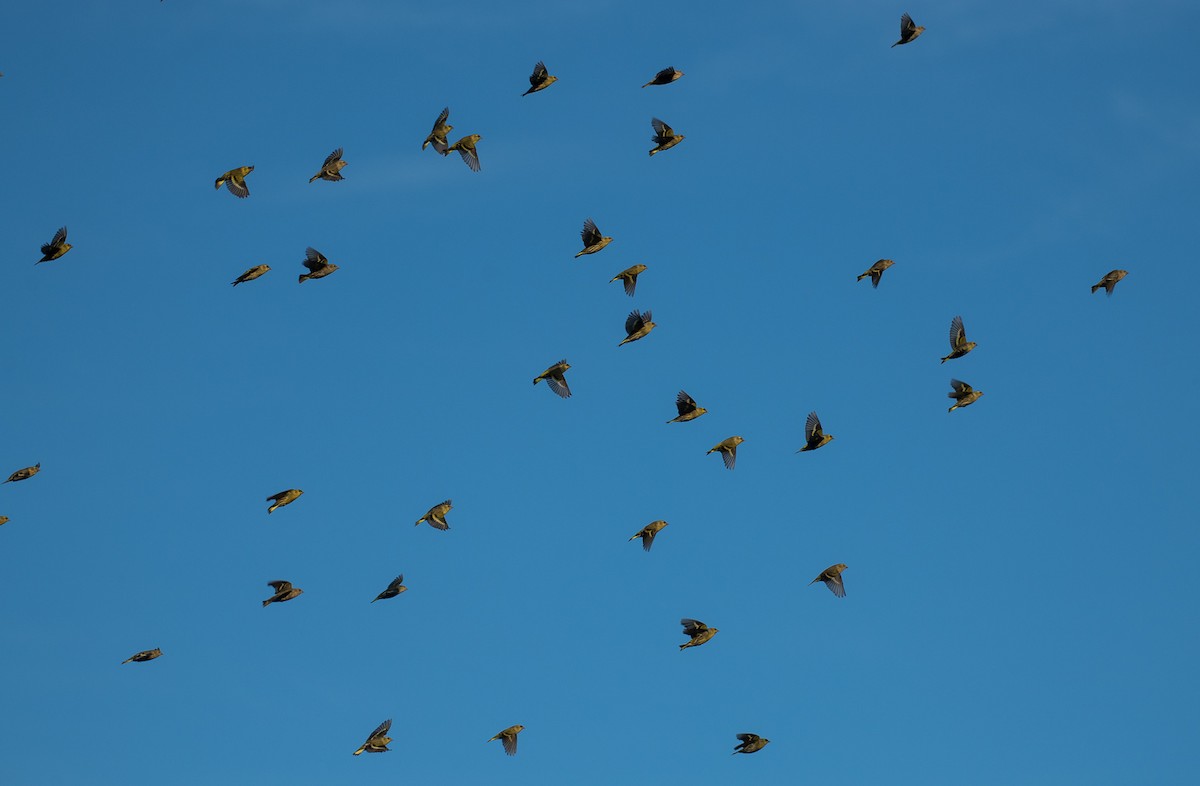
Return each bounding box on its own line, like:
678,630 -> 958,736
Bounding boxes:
353,719 -> 393,755
423,107 -> 453,154
3,463 -> 40,484
892,13 -> 925,47
1092,269 -> 1128,295
649,117 -> 685,157
522,61 -> 557,95
299,247 -> 339,283
488,725 -> 524,756
629,520 -> 669,552
667,390 -> 707,423
575,218 -> 613,258
122,648 -> 163,664
941,315 -> 977,363
444,134 -> 482,172
642,66 -> 684,88
214,166 -> 254,198
679,618 -> 718,650
948,379 -> 984,412
372,574 -> 407,603
231,264 -> 270,286
797,411 -> 835,452
0,517 -> 9,526
37,227 -> 72,264
707,436 -> 744,470
610,264 -> 648,297
810,563 -> 848,598
262,580 -> 304,607
309,148 -> 347,183
857,259 -> 894,288
533,360 -> 572,399
619,309 -> 657,347
266,488 -> 303,514
733,733 -> 771,755
416,500 -> 452,530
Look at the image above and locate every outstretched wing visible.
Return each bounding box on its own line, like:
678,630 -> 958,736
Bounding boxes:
304,247 -> 328,272
948,315 -> 966,350
322,148 -> 343,168
268,580 -> 293,592
651,117 -> 674,138
529,61 -> 548,85
581,218 -> 601,247
805,411 -> 823,442
625,310 -> 647,335
366,719 -> 392,742
676,391 -> 697,416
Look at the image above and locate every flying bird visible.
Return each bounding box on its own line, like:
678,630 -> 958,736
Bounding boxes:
231,264 -> 270,286
679,618 -> 718,650
416,500 -> 452,530
649,117 -> 685,156
1091,269 -> 1128,295
122,648 -> 163,664
575,218 -> 613,258
948,379 -> 984,412
642,66 -> 684,88
629,520 -> 669,552
610,264 -> 648,297
3,463 -> 40,484
266,488 -> 303,514
707,436 -> 744,470
941,315 -> 977,363
262,580 -> 304,607
372,574 -> 407,603
309,148 -> 347,183
733,733 -> 771,755
667,390 -> 707,423
857,259 -> 894,288
533,360 -> 572,399
892,13 -> 925,47
797,411 -> 835,452
37,227 -> 72,264
353,719 -> 393,755
0,517 -> 9,526
214,166 -> 254,198
488,725 -> 524,756
810,564 -> 848,598
445,134 -> 482,172
619,309 -> 657,346
422,107 -> 453,154
299,247 -> 339,283
522,61 -> 557,95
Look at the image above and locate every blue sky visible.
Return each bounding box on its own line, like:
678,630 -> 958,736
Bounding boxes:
3,1 -> 1199,783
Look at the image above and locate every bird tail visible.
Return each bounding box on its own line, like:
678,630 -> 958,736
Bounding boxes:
857,273 -> 868,281
649,149 -> 657,157
629,533 -> 640,541
678,643 -> 689,651
891,42 -> 900,48
948,404 -> 958,412
940,357 -> 947,364
415,519 -> 423,526
1091,284 -> 1102,293
298,274 -> 309,283
533,377 -> 542,385
268,505 -> 277,514
487,735 -> 500,743
122,658 -> 134,664
308,175 -> 319,184
353,747 -> 365,756
262,599 -> 272,608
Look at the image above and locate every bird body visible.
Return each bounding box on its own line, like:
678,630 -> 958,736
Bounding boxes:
372,574 -> 407,603
488,725 -> 524,756
734,733 -> 771,755
122,648 -> 163,664
231,264 -> 270,286
948,379 -> 984,412
37,227 -> 72,264
262,580 -> 303,607
810,563 -> 848,597
649,117 -> 685,156
619,309 -> 657,346
642,66 -> 684,88
353,719 -> 393,755
707,437 -> 744,470
857,259 -> 894,288
667,390 -> 707,423
299,247 -> 339,283
423,107 -> 453,153
3,463 -> 40,484
892,13 -> 925,47
575,218 -> 613,258
629,520 -> 669,551
522,61 -> 557,95
940,315 -> 977,363
309,148 -> 347,183
533,360 -> 572,398
1092,269 -> 1128,295
214,166 -> 254,198
266,488 -> 303,514
416,500 -> 452,530
679,618 -> 718,650
445,134 -> 482,172
610,264 -> 648,297
797,411 -> 835,452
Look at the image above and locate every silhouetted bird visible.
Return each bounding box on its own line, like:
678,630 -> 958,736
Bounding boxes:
488,725 -> 524,756
733,733 -> 771,755
423,107 -> 453,154
309,148 -> 347,183
610,264 -> 648,297
649,117 -> 685,156
892,13 -> 925,47
266,489 -> 303,514
575,218 -> 613,258
533,360 -> 572,399
619,310 -> 657,346
948,379 -> 984,412
629,520 -> 669,551
122,648 -> 162,664
299,247 -> 339,283
1092,269 -> 1128,295
37,227 -> 72,264
707,437 -> 744,470
445,134 -> 482,172
262,580 -> 304,607
231,264 -> 270,286
372,575 -> 407,603
679,618 -> 718,650
353,719 -> 393,755
667,390 -> 707,423
416,500 -> 452,530
214,166 -> 253,198
810,564 -> 847,598
857,259 -> 894,288
797,411 -> 835,452
522,61 -> 557,95
4,463 -> 40,484
642,66 -> 684,88
940,315 -> 977,363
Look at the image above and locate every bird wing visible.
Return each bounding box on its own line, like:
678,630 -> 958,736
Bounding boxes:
949,379 -> 972,396
268,580 -> 293,592
433,107 -> 449,130
366,719 -> 392,742
721,445 -> 737,470
388,574 -> 405,590
546,376 -> 571,399
651,117 -> 673,137
581,218 -> 601,246
51,226 -> 68,247
625,310 -> 647,335
304,248 -> 328,272
458,145 -> 480,172
737,733 -> 759,743
266,491 -> 289,502
828,573 -> 846,597
805,411 -> 823,442
900,12 -> 916,35
655,67 -> 674,81
501,732 -> 519,756
680,618 -> 707,633
622,272 -> 638,297
323,148 -> 343,168
949,316 -> 966,350
225,177 -> 249,198
676,391 -> 697,415
530,61 -> 547,85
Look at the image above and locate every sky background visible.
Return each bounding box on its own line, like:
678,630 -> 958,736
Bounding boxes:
2,1 -> 1199,784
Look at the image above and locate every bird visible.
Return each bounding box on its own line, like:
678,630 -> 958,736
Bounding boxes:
533,360 -> 572,399
810,564 -> 848,598
610,264 -> 648,297
522,61 -> 557,95
948,379 -> 984,412
1092,269 -> 1128,295
629,520 -> 669,552
679,618 -> 718,650
422,107 -> 453,154
667,390 -> 707,423
642,66 -> 684,88
707,437 -> 744,470
941,315 -> 977,363
231,264 -> 270,286
0,517 -> 9,526
649,117 -> 685,157
488,725 -> 524,756
575,218 -> 613,258
122,648 -> 163,664
857,259 -> 894,288
3,463 -> 40,484
797,411 -> 835,452
444,134 -> 482,172
619,309 -> 657,346
353,719 -> 393,755
262,580 -> 304,607
372,575 -> 407,603
214,166 -> 254,198
416,500 -> 452,530
266,489 -> 303,514
309,148 -> 347,183
37,227 -> 72,264
892,13 -> 925,47
733,733 -> 771,755
299,247 -> 339,283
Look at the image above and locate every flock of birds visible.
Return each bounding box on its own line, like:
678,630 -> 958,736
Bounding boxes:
7,10 -> 1135,764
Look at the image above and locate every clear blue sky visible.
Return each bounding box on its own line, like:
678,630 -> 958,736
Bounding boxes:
3,1 -> 1198,784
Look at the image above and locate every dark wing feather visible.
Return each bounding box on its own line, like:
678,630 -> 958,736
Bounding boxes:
459,146 -> 480,172
581,218 -> 601,246
721,446 -> 737,470
676,391 -> 697,416
651,117 -> 672,137
625,310 -> 646,335
304,248 -> 328,272
949,316 -> 966,350
268,580 -> 292,592
367,719 -> 392,741
530,61 -> 547,84
322,148 -> 343,168
805,411 -> 822,442
546,376 -> 571,399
